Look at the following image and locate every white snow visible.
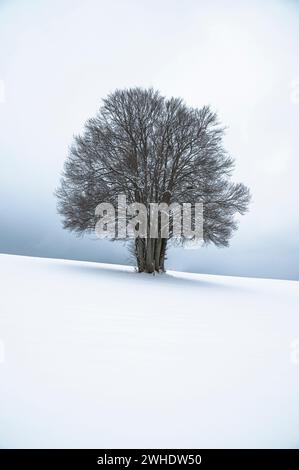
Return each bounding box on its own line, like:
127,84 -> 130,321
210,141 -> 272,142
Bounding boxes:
0,253 -> 299,448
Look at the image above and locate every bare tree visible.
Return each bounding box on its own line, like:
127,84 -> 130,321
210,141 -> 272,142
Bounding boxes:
56,87 -> 250,273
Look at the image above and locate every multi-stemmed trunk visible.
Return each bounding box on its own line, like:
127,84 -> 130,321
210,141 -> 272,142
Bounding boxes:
135,237 -> 167,273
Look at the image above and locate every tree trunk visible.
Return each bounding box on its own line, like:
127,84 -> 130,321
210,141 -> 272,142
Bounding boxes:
135,237 -> 167,273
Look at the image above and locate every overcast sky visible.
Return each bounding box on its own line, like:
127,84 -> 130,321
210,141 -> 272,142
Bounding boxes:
0,0 -> 299,280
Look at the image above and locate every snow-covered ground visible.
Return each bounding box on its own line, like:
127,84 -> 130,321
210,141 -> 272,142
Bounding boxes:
0,253 -> 298,448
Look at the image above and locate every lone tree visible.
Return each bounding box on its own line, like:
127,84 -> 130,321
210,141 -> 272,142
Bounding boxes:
56,87 -> 250,273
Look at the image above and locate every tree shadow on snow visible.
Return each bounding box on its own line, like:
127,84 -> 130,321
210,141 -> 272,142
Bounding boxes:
51,260 -> 250,293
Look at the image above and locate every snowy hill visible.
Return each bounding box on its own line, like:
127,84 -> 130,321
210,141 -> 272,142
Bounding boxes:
0,254 -> 298,448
